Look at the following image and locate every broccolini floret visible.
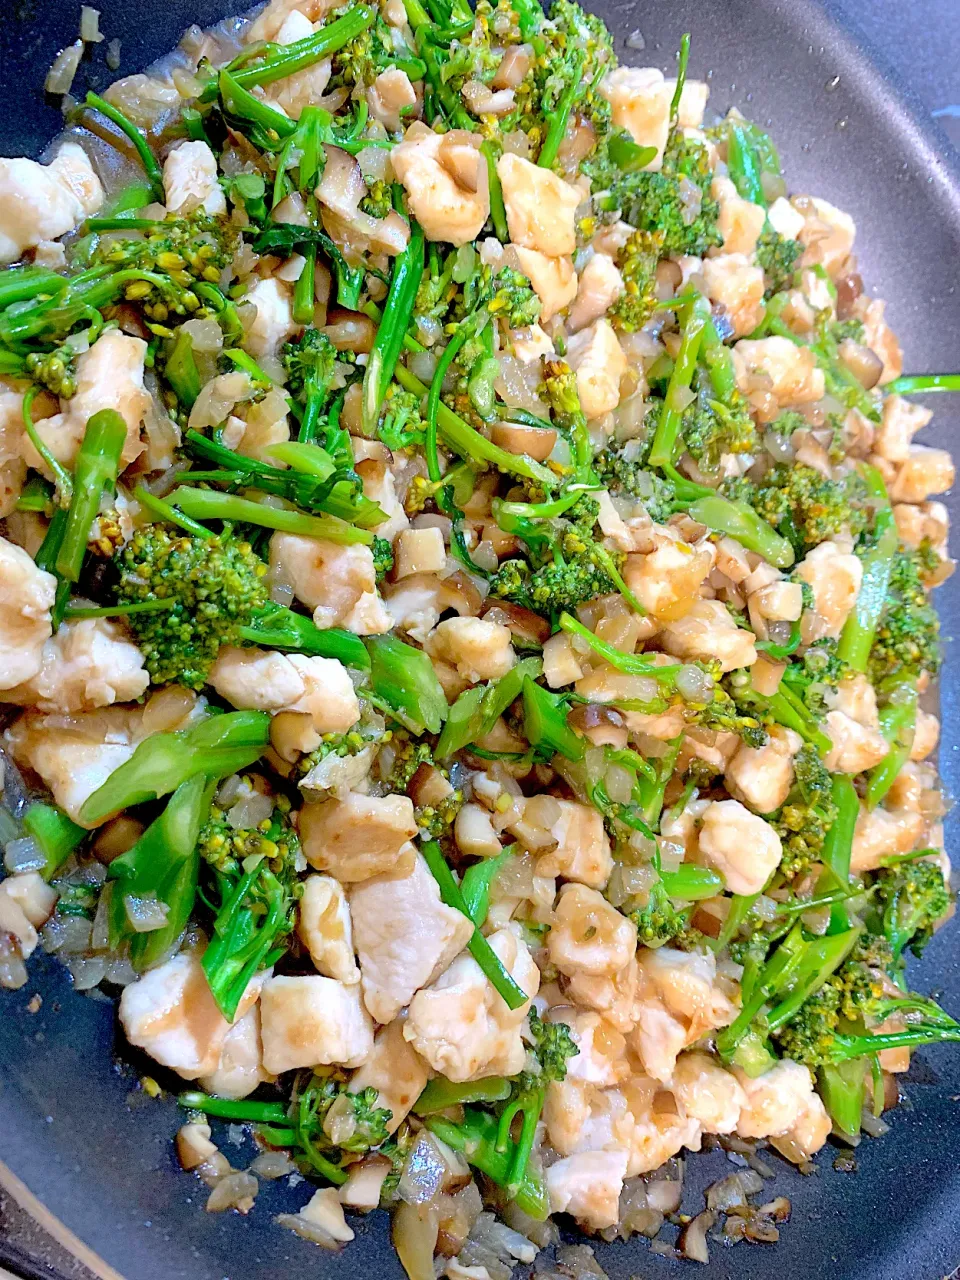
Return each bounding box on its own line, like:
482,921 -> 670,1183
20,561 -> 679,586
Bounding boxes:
756,223 -> 801,296
868,543 -> 942,683
724,462 -> 867,555
608,230 -> 661,333
872,858 -> 952,964
771,743 -> 838,878
282,327 -> 339,443
677,386 -> 760,473
116,525 -> 268,689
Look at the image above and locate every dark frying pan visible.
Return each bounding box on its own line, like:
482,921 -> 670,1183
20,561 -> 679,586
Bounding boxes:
1,1 -> 959,1277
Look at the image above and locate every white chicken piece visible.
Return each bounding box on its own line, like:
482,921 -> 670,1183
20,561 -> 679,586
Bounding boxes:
264,11 -> 333,118
391,126 -> 489,246
548,883 -> 637,979
696,799 -> 783,895
382,576 -> 444,644
875,395 -> 932,464
198,1005 -> 273,1101
349,851 -> 475,1023
564,959 -> 641,1034
360,460 -> 410,544
724,725 -> 801,814
0,536 -> 56,690
712,175 -> 766,257
767,195 -> 805,241
299,793 -> 418,881
735,1058 -> 820,1140
246,0 -> 334,41
208,648 -> 359,735
770,1088 -> 832,1163
566,319 -> 627,420
793,195 -> 856,277
0,872 -> 57,960
599,67 -> 671,170
297,874 -> 360,984
700,254 -> 765,338
119,951 -> 261,1079
510,245 -> 577,323
889,445 -> 956,504
24,331 -> 149,476
0,142 -> 104,264
269,533 -> 391,634
367,68 -> 417,131
4,707 -> 139,827
795,540 -> 863,639
162,140 -> 226,216
567,252 -> 623,333
632,948 -> 737,1082
404,926 -> 539,1081
426,617 -> 516,682
671,1051 -> 746,1135
732,335 -> 825,406
624,538 -> 713,621
911,710 -> 940,762
0,382 -> 26,517
5,616 -> 148,714
563,1010 -> 628,1088
260,974 -> 373,1073
894,501 -> 950,559
660,599 -> 758,672
350,1018 -> 429,1135
852,295 -> 902,385
509,323 -> 555,364
242,276 -> 298,361
531,799 -> 613,889
545,1149 -> 629,1231
622,1079 -> 703,1177
824,709 -> 889,774
850,802 -> 926,873
496,153 -> 580,257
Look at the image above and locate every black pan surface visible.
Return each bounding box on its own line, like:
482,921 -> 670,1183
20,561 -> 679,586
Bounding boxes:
1,1 -> 959,1277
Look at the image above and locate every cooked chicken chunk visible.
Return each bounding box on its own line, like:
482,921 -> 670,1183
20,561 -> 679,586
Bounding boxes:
696,799 -> 784,895
497,153 -> 580,257
0,382 -> 26,518
4,617 -> 149,714
566,318 -> 627,419
712,175 -> 766,256
725,726 -> 801,814
297,874 -> 360,985
208,648 -> 359,734
259,974 -> 373,1073
671,1051 -> 746,1135
199,1005 -> 272,1101
299,793 -> 418,882
162,140 -> 226,216
404,926 -> 539,1080
548,884 -> 637,978
546,1148 -> 629,1231
242,276 -> 298,360
528,799 -> 613,889
350,1018 -> 429,1135
269,533 -> 391,634
793,195 -> 856,277
391,126 -> 489,246
660,599 -> 758,672
567,251 -> 624,333
511,245 -> 578,323
599,67 -> 671,169
732,335 -> 825,406
795,540 -> 863,639
632,947 -> 736,1081
348,851 -> 475,1024
0,537 -> 56,690
735,1058 -> 821,1140
701,253 -> 765,338
0,142 -> 104,264
426,616 -> 516,683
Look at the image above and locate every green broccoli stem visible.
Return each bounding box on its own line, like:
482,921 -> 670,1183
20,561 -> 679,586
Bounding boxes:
637,735 -> 682,828
837,464 -> 898,672
239,606 -> 371,670
420,841 -> 529,1012
21,386 -> 73,499
764,928 -> 862,1034
828,1023 -> 960,1064
414,1076 -> 513,1115
33,507 -> 71,628
716,922 -> 809,1061
668,32 -> 691,119
394,363 -> 557,488
700,313 -> 738,402
712,891 -> 760,952
684,495 -> 795,569
557,612 -> 682,685
179,1092 -> 289,1123
522,677 -> 585,762
362,217 -> 425,435
659,864 -> 725,901
887,373 -> 960,395
365,633 -> 448,734
818,1059 -> 865,1143
79,710 -> 271,825
425,307 -> 492,482
82,93 -> 165,202
0,264 -> 68,308
218,69 -> 297,145
165,328 -> 201,409
648,294 -> 709,468
56,409 -> 127,582
292,241 -> 317,326
203,862 -> 293,1020
537,48 -> 586,169
64,600 -> 178,621
865,678 -> 918,810
461,846 -> 515,926
424,1110 -> 548,1220
167,486 -> 374,545
436,658 -> 542,758
232,7 -> 373,91
22,803 -> 86,880
726,123 -> 766,207
482,141 -> 510,242
108,773 -> 212,969
755,618 -> 802,660
133,483 -> 213,538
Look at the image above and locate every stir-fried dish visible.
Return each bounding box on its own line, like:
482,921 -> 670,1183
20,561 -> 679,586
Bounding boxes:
0,0 -> 957,1270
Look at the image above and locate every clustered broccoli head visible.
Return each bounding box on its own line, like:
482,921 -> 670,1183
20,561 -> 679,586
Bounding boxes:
378,385 -> 425,452
869,543 -> 942,684
679,386 -> 760,473
371,535 -> 394,583
609,229 -> 662,333
695,685 -> 767,748
282,327 -> 338,402
724,461 -> 867,555
527,1007 -> 579,1085
630,877 -> 701,949
593,446 -> 678,524
484,266 -> 542,329
297,1071 -> 393,1154
198,789 -> 300,879
756,223 -> 801,297
781,637 -> 849,715
873,857 -> 952,963
772,743 -> 838,878
116,525 -> 268,689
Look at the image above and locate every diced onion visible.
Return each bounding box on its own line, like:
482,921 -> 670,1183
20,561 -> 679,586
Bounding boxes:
0,935 -> 28,990
124,894 -> 170,933
398,1132 -> 446,1205
206,1171 -> 258,1213
80,7 -> 103,42
105,38 -> 121,70
4,836 -> 45,875
45,41 -> 84,95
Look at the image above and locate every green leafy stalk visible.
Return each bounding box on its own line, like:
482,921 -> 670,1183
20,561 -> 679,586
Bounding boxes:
414,1076 -> 513,1115
56,409 -> 127,582
239,605 -> 370,670
436,658 -> 542,758
229,8 -> 374,91
648,294 -> 709,467
79,711 -> 271,825
820,774 -> 859,934
365,634 -> 448,734
482,141 -> 509,242
179,1092 -> 289,1123
887,373 -> 960,395
420,840 -> 529,1011
557,612 -> 685,687
202,860 -> 294,1020
837,465 -> 898,671
865,678 -> 918,809
425,1109 -> 547,1219
685,494 -> 795,568
83,92 -> 165,201
362,217 -> 425,434
521,678 -> 584,761
669,33 -> 691,121
461,846 -> 515,926
21,386 -> 72,499
22,803 -> 86,880
167,486 -> 374,544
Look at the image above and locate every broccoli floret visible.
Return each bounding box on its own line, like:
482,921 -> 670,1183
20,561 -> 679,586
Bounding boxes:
608,229 -> 661,333
294,1072 -> 393,1161
679,386 -> 760,473
359,178 -> 393,219
771,743 -> 838,878
116,525 -> 268,689
724,462 -> 867,555
371,535 -> 394,584
541,357 -> 590,474
24,344 -> 78,398
593,446 -> 677,523
694,685 -> 767,748
328,9 -> 411,91
462,264 -> 541,329
198,787 -> 300,878
377,385 -> 425,452
772,979 -> 842,1067
282,327 -> 339,442
781,637 -> 849,715
868,543 -> 942,683
756,223 -> 801,296
632,878 -> 696,948
872,858 -> 952,963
